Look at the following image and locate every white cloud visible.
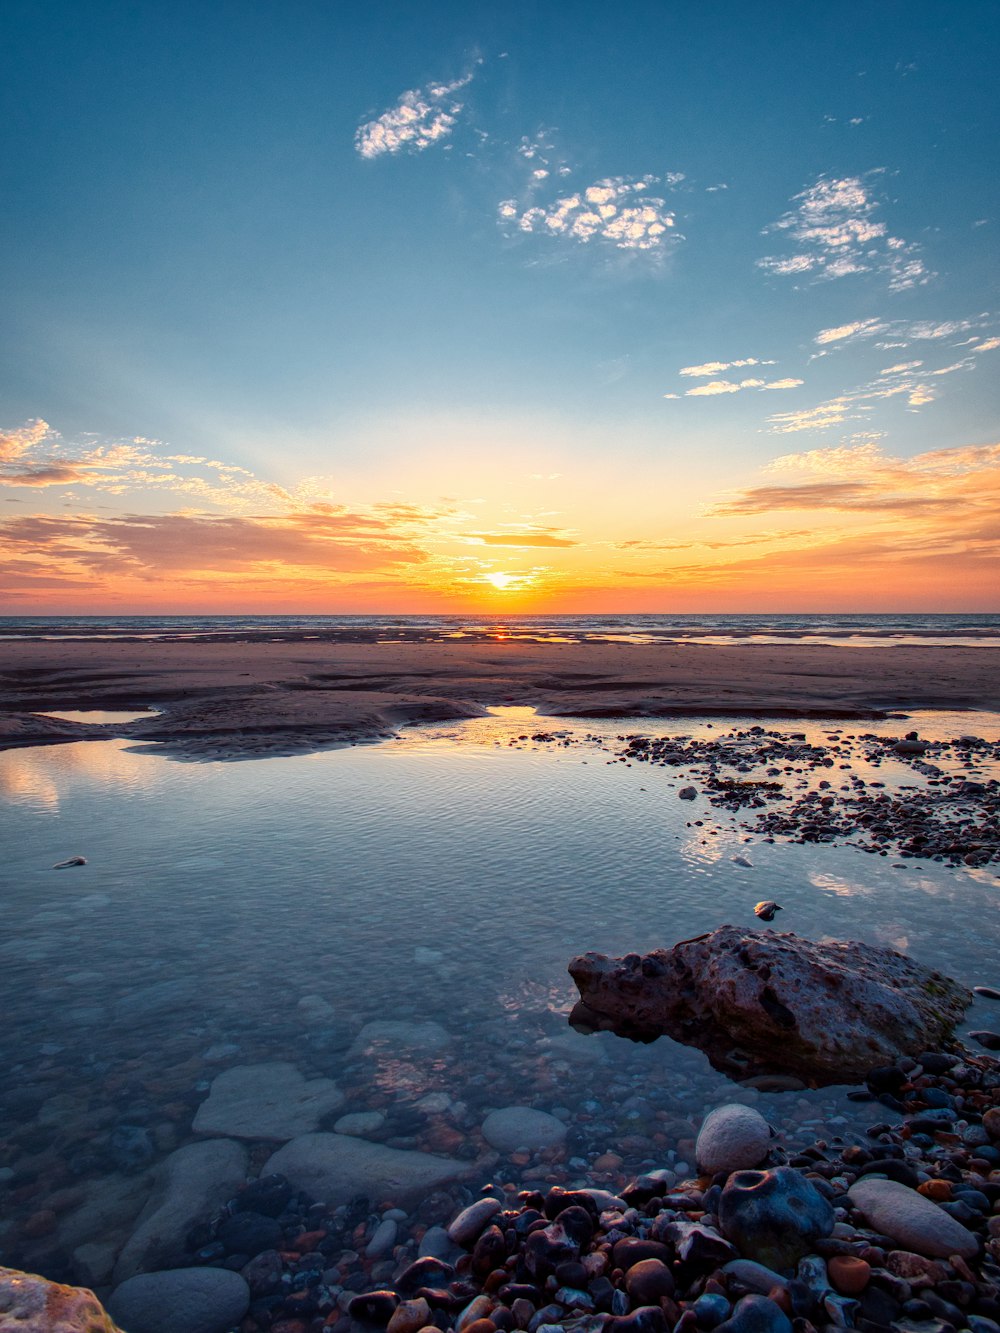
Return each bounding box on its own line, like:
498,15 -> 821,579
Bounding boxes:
758,174 -> 931,291
355,71 -> 474,159
976,336 -> 1000,352
498,174 -> 683,253
880,361 -> 923,375
684,377 -> 802,398
679,357 -> 774,377
815,318 -> 888,345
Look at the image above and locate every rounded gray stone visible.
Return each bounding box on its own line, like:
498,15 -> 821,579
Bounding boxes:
108,1267 -> 249,1333
481,1106 -> 567,1153
847,1177 -> 978,1259
696,1104 -> 771,1175
193,1062 -> 343,1140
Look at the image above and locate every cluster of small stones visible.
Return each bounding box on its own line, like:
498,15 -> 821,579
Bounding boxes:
520,728 -> 1000,867
146,1048 -> 1000,1333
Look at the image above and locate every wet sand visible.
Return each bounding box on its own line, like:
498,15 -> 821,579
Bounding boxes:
2,637 -> 1000,758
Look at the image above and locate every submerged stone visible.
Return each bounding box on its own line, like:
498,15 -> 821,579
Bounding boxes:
719,1167 -> 835,1273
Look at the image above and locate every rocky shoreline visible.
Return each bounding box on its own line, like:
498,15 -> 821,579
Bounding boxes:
29,1043 -> 995,1333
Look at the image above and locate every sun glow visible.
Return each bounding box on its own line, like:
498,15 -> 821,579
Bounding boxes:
484,571 -> 522,591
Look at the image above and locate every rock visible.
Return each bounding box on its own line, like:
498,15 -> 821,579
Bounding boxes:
348,1020 -> 453,1057
240,1248 -> 284,1297
334,1111 -> 386,1136
448,1197 -> 503,1246
679,787 -> 698,800
366,1217 -> 399,1258
625,1258 -> 675,1304
192,1062 -> 344,1139
217,1210 -> 282,1256
847,1178 -> 979,1259
113,1139 -> 248,1284
72,1240 -> 119,1289
349,1290 -> 399,1324
969,1030 -> 1000,1051
481,1107 -> 567,1152
983,1106 -> 1000,1140
107,1267 -> 249,1333
719,1167 -> 835,1273
696,1105 -> 771,1174
568,927 -> 971,1082
263,1132 -> 474,1207
418,1225 -> 454,1260
388,1298 -> 433,1333
715,1295 -> 792,1333
827,1256 -> 870,1295
0,1265 -> 124,1331
57,1170 -> 154,1253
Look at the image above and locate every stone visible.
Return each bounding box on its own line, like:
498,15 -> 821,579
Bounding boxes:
827,1256 -> 870,1295
334,1110 -> 386,1136
696,1105 -> 771,1174
448,1197 -> 503,1246
481,1107 -> 567,1153
719,1167 -> 835,1273
568,927 -> 971,1082
366,1217 -> 398,1258
240,1248 -> 284,1297
348,1020 -> 453,1057
349,1290 -> 399,1324
112,1139 -> 248,1284
0,1265 -> 124,1331
625,1258 -> 675,1304
57,1171 -> 155,1253
984,1106 -> 1000,1140
71,1241 -> 119,1289
297,993 -> 336,1023
217,1210 -> 282,1256
192,1062 -> 344,1139
388,1298 -> 433,1333
714,1295 -> 792,1333
847,1178 -> 979,1259
107,1267 -> 249,1333
263,1132 -> 474,1207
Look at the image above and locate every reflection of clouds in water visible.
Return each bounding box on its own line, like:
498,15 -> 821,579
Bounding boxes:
810,871 -> 874,897
0,739 -> 159,815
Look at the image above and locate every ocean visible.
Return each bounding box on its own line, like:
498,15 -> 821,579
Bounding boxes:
1,611 -> 999,646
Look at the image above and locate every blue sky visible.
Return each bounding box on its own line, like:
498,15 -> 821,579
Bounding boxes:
1,1 -> 998,610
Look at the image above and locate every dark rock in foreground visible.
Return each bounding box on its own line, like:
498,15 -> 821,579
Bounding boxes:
568,927 -> 971,1083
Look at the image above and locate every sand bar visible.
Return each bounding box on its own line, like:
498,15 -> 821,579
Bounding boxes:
2,636 -> 999,758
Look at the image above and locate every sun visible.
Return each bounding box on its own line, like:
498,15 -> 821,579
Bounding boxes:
484,571 -> 520,591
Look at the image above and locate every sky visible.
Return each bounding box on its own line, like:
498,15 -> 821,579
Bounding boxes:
1,0 -> 998,613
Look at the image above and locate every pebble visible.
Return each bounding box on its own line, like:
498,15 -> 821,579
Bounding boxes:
695,1105 -> 771,1175
481,1107 -> 568,1153
847,1177 -> 980,1259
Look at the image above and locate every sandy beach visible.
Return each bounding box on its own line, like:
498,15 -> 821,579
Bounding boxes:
2,635 -> 999,757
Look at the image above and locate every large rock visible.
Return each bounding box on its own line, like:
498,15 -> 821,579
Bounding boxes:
0,1266 -> 124,1331
348,1020 -> 453,1057
569,927 -> 971,1082
481,1106 -> 567,1153
112,1139 -> 248,1285
263,1132 -> 475,1206
696,1105 -> 771,1174
847,1178 -> 979,1259
192,1062 -> 344,1139
107,1267 -> 249,1333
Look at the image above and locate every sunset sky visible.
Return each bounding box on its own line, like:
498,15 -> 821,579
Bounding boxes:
1,0 -> 998,612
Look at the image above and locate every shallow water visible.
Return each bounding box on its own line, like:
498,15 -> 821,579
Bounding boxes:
1,707 -> 999,1273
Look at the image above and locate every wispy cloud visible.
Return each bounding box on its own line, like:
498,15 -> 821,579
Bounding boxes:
680,377 -> 803,398
758,173 -> 930,291
814,315 -> 990,349
355,70 -> 475,159
679,358 -> 775,377
462,527 -> 578,548
498,175 -> 684,253
709,440 -> 1000,525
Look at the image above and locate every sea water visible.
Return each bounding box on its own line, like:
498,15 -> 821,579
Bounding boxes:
1,707 -> 999,1272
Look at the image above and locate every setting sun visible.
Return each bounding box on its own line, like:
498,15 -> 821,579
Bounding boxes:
484,572 -> 522,591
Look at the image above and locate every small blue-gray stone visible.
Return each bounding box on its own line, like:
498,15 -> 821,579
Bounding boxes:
714,1295 -> 792,1333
